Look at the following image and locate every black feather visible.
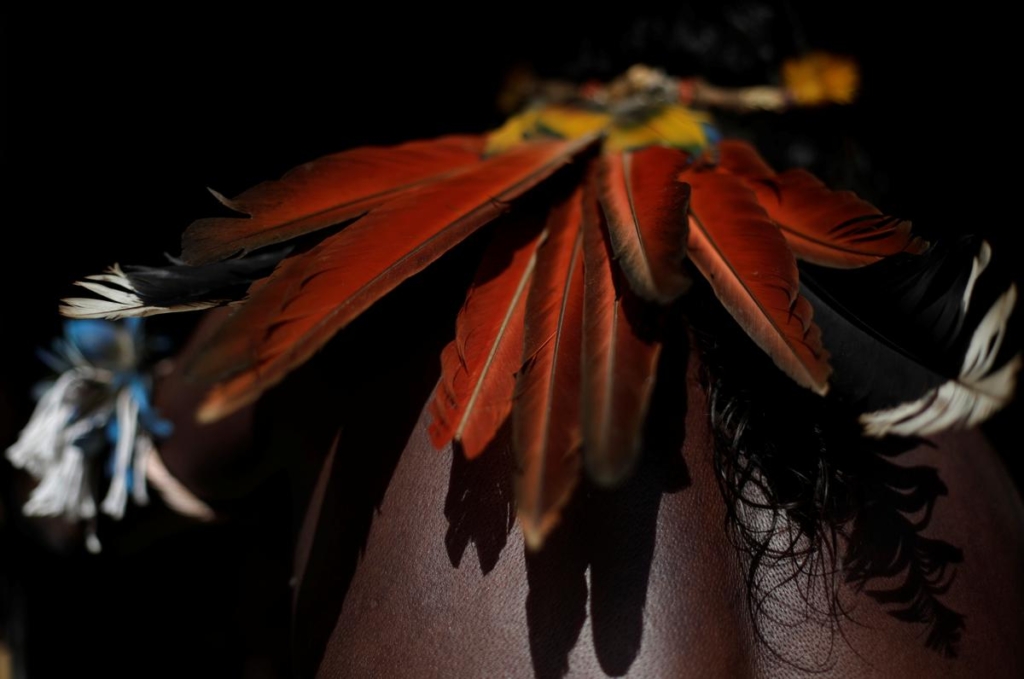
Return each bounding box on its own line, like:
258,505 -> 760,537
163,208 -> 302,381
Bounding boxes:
801,236 -> 1019,435
124,247 -> 289,308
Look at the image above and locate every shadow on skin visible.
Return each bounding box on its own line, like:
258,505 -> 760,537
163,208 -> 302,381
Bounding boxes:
444,313 -> 692,678
288,234 -> 482,678
444,421 -> 516,575
442,299 -> 969,677
843,443 -> 965,656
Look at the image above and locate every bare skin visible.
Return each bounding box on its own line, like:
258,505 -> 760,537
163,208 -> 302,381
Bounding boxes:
20,284 -> 1011,676
304,355 -> 1024,678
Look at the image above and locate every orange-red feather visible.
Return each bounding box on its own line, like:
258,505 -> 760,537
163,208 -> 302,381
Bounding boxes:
597,146 -> 692,303
685,169 -> 832,394
582,181 -> 662,485
714,139 -> 775,180
193,137 -> 596,423
717,140 -> 925,267
181,135 -> 487,265
427,217 -> 546,459
514,186 -> 586,550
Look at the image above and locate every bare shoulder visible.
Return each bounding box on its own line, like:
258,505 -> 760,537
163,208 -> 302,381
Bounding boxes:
306,385 -> 1024,678
752,429 -> 1024,678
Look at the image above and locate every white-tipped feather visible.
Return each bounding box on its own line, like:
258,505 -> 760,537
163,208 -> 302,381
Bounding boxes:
60,264 -> 218,319
962,284 -> 1016,378
862,284 -> 1019,437
961,240 -> 992,314
74,279 -> 141,305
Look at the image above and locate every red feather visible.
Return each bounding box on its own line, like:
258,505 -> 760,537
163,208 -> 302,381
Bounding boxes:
427,216 -> 546,459
193,136 -> 596,422
181,135 -> 486,265
685,169 -> 832,394
514,186 -> 586,550
597,146 -> 692,302
717,140 -> 926,267
582,180 -> 663,485
714,139 -> 774,180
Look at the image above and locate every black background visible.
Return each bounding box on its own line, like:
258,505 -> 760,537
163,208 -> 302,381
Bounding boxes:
2,2 -> 1021,676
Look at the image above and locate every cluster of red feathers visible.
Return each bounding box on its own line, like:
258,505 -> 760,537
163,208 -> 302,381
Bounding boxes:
132,131 -> 922,548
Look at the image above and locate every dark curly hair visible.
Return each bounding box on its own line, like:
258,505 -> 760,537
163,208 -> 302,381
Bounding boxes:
689,278 -> 965,665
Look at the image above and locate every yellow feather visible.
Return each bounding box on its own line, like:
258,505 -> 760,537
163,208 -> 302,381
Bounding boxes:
486,106 -> 611,155
606,105 -> 711,153
485,109 -> 542,155
783,52 -> 859,106
489,103 -> 712,156
535,106 -> 611,140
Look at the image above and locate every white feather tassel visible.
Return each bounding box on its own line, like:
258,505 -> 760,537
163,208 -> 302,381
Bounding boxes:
100,388 -> 139,519
6,371 -> 81,476
7,319 -> 213,551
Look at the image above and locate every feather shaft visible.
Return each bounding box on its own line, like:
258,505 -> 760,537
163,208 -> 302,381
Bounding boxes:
582,182 -> 662,485
597,146 -> 692,302
514,187 -> 586,549
428,217 -> 546,458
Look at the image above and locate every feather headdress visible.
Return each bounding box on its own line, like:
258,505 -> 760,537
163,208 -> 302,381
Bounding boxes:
62,63 -> 1019,551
